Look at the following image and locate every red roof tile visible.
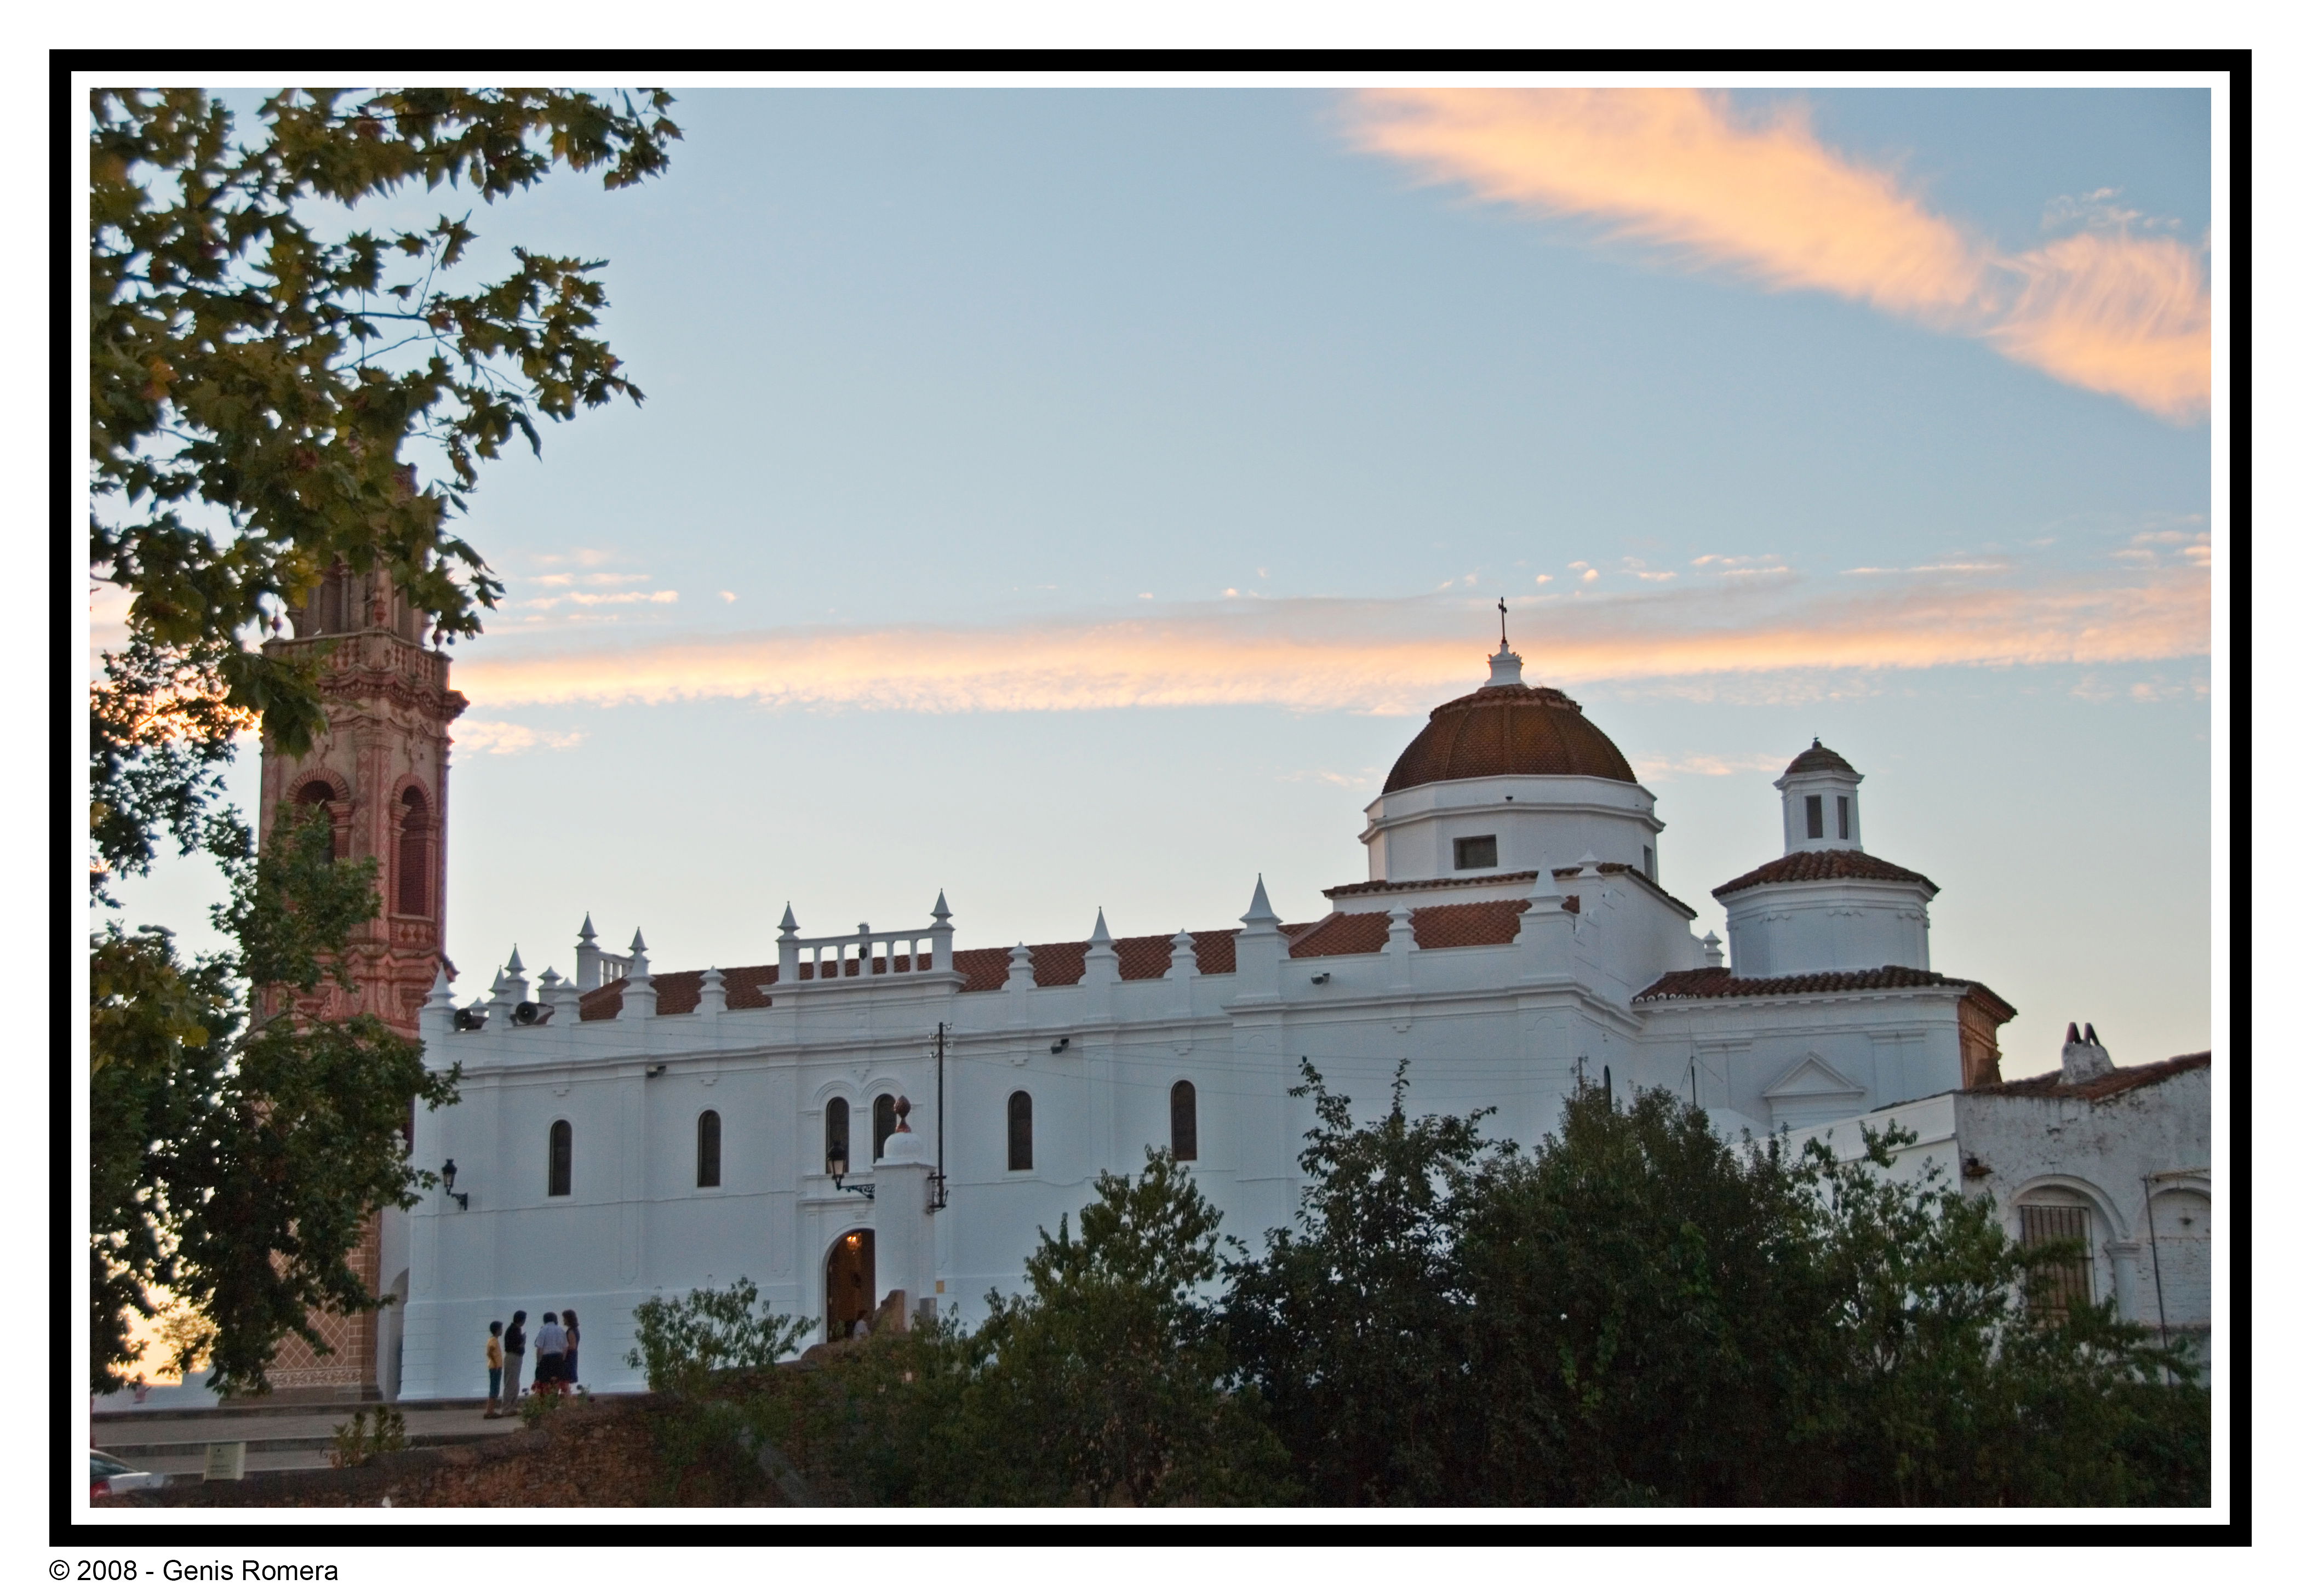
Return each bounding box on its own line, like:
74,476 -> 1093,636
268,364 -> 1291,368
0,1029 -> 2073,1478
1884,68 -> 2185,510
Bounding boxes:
1713,849 -> 1939,899
947,925 -> 1312,993
1968,1051 -> 2207,1102
1327,861 -> 1696,920
1383,684 -> 1637,791
579,962 -> 782,1021
1284,897 -> 1569,959
1634,964 -> 2011,1011
1783,739 -> 1858,777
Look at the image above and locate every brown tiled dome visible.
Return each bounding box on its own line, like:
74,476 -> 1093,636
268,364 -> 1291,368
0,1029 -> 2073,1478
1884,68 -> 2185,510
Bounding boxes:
1784,739 -> 1858,777
1382,684 -> 1636,793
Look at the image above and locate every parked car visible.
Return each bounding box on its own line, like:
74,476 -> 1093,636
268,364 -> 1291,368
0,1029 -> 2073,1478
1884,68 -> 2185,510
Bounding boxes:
89,1450 -> 166,1500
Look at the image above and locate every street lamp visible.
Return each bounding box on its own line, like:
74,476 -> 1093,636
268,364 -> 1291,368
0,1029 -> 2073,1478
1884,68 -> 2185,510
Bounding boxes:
441,1159 -> 470,1211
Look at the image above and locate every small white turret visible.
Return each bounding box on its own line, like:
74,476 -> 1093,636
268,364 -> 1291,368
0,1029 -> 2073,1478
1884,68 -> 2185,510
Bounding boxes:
622,929 -> 656,1020
1776,740 -> 1864,855
1004,942 -> 1036,992
1168,929 -> 1198,981
575,914 -> 602,993
696,966 -> 727,1017
420,965 -> 458,1046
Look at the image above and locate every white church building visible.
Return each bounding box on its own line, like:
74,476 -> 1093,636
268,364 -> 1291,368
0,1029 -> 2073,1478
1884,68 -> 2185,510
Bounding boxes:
386,637 -> 2030,1401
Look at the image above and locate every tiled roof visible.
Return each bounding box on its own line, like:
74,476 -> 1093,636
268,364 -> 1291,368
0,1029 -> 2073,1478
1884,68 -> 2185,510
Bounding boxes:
1327,861 -> 1697,920
947,925 -> 1317,993
1968,1051 -> 2207,1102
1383,683 -> 1637,792
1713,849 -> 1939,899
1284,896 -> 1572,959
1783,739 -> 1859,777
579,962 -> 781,1021
1634,965 -> 2012,1013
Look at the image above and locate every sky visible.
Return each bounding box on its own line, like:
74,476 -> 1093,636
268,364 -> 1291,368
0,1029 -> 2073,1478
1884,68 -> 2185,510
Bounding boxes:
100,84 -> 2217,1080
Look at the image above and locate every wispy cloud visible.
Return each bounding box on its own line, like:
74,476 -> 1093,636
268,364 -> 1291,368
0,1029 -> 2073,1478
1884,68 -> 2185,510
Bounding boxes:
451,569 -> 2208,717
519,589 -> 680,611
454,719 -> 588,755
1634,751 -> 1795,779
1342,89 -> 2209,422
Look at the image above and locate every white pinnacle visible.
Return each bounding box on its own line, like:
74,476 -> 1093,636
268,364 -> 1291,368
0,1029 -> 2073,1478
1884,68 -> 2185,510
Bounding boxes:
1244,873 -> 1277,923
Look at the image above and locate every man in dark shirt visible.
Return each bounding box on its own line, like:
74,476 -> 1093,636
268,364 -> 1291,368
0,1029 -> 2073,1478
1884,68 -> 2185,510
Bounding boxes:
500,1310 -> 528,1411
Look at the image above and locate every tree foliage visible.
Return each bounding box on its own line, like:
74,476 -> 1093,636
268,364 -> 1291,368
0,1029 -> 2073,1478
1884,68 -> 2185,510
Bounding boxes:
1222,1067 -> 2208,1508
640,1085 -> 2202,1507
626,1277 -> 813,1399
90,86 -> 679,769
954,1149 -> 1290,1506
85,88 -> 673,1393
1223,1063 -> 1491,1505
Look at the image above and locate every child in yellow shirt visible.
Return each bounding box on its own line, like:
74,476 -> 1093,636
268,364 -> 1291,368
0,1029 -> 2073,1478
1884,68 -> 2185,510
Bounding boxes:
485,1321 -> 505,1417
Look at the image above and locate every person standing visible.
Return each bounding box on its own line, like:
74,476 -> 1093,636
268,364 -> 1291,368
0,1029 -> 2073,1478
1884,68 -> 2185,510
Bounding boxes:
501,1310 -> 528,1410
560,1309 -> 581,1390
484,1321 -> 505,1418
533,1312 -> 568,1393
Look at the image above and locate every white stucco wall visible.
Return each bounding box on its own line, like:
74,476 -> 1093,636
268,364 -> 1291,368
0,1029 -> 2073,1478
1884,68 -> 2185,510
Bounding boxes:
396,901 -> 1984,1403
1721,876 -> 1934,977
1361,774 -> 1663,885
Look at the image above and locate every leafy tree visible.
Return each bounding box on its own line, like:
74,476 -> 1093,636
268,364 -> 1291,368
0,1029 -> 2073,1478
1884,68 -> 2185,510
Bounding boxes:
1457,1083 -> 1842,1505
92,805 -> 459,1392
90,86 -> 678,784
1223,1063 -> 1493,1505
626,1277 -> 813,1398
86,88 -> 677,1391
1223,1069 -> 2206,1507
955,1148 -> 1290,1506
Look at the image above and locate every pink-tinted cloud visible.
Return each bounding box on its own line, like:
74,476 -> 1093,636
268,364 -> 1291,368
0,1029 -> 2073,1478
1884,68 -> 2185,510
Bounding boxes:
1343,89 -> 2209,422
451,570 -> 2207,718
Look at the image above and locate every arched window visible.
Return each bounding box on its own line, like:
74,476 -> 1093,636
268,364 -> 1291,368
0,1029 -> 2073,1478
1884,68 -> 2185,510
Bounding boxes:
294,779 -> 346,860
1170,1080 -> 1198,1162
547,1120 -> 573,1197
825,1097 -> 850,1173
396,786 -> 431,916
872,1094 -> 897,1162
696,1110 -> 722,1188
1007,1091 -> 1033,1172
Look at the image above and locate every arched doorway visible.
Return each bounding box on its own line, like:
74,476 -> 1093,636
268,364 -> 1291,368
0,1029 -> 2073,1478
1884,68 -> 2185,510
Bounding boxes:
826,1229 -> 875,1341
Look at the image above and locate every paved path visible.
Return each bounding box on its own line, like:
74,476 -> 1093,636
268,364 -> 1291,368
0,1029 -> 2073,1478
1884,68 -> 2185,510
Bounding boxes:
92,1401 -> 511,1475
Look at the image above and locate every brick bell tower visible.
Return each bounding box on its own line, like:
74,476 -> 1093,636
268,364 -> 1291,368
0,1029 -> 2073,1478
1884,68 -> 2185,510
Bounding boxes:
252,560 -> 466,1398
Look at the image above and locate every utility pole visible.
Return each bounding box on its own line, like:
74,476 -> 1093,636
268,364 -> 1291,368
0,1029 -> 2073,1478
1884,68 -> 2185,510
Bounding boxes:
929,1021 -> 949,1211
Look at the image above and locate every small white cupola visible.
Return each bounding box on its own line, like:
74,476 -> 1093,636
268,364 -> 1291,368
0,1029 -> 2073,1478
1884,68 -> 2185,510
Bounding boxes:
1775,740 -> 1864,855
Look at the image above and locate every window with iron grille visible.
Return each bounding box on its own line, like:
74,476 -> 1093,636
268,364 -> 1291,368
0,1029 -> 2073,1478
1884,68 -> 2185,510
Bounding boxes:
2020,1202 -> 2093,1313
1453,834 -> 1498,871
